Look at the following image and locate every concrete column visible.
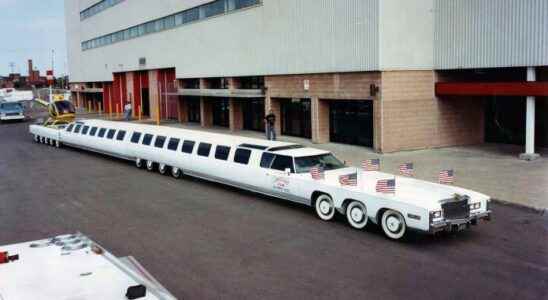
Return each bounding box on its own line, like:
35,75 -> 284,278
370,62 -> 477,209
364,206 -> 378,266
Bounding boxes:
200,98 -> 213,127
520,67 -> 540,161
229,98 -> 243,131
311,97 -> 330,143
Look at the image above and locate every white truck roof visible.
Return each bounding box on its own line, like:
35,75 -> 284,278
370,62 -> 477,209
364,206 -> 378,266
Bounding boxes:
0,233 -> 176,300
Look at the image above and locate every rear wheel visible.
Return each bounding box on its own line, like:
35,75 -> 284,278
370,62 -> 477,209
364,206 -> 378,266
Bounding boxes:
158,164 -> 168,175
381,209 -> 407,240
315,194 -> 335,221
346,201 -> 368,229
171,167 -> 182,179
146,160 -> 155,172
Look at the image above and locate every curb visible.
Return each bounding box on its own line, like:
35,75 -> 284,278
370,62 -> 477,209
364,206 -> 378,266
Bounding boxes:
492,198 -> 547,215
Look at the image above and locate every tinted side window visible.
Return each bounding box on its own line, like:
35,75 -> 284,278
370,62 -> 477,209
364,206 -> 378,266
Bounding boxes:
82,126 -> 90,135
181,140 -> 195,154
98,128 -> 106,137
142,134 -> 154,145
74,124 -> 82,133
89,127 -> 98,136
270,155 -> 294,173
234,149 -> 252,165
260,152 -> 275,168
155,136 -> 167,148
167,138 -> 180,151
107,129 -> 116,139
66,124 -> 74,132
215,145 -> 231,161
197,143 -> 212,157
131,132 -> 141,143
116,130 -> 126,141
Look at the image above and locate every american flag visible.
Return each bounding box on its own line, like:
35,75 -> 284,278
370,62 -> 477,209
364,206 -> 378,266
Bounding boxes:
399,163 -> 414,177
376,178 -> 396,194
339,172 -> 358,186
362,159 -> 380,171
310,165 -> 324,180
439,169 -> 454,184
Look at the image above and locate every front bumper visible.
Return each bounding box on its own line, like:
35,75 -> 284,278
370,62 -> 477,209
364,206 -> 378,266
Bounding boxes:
1,115 -> 25,121
429,211 -> 491,234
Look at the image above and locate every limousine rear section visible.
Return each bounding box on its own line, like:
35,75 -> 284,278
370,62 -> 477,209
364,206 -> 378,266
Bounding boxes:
29,119 -> 492,241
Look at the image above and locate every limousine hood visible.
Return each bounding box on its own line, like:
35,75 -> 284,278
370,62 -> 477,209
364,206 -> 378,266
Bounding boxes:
323,168 -> 489,210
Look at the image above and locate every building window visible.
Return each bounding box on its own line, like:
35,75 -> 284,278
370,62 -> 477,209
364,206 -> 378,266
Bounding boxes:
181,140 -> 195,154
197,143 -> 212,157
81,0 -> 262,51
80,0 -> 125,21
215,145 -> 231,160
234,148 -> 251,165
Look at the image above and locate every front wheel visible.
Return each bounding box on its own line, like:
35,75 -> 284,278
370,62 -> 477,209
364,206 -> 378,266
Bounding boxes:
315,194 -> 335,221
346,201 -> 368,230
381,209 -> 407,240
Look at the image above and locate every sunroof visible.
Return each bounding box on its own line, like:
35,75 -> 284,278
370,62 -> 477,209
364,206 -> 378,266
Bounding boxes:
239,143 -> 268,150
268,145 -> 304,152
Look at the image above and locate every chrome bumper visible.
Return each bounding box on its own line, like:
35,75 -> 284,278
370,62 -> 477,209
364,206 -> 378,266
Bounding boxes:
429,211 -> 491,234
1,115 -> 25,120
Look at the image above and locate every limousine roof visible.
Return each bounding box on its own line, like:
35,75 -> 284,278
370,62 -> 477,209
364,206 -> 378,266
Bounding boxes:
76,119 -> 302,150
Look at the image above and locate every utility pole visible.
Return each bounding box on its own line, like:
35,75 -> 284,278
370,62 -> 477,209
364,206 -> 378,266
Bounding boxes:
9,62 -> 15,74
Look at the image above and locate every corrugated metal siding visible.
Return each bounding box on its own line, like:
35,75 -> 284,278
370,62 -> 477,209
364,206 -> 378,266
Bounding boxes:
71,0 -> 379,82
434,0 -> 548,69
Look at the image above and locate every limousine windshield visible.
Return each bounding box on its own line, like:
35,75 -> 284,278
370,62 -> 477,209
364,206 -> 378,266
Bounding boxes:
294,153 -> 345,173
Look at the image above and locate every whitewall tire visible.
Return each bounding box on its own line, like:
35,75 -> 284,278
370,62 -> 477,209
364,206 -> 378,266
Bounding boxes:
158,164 -> 168,175
135,158 -> 143,168
171,167 -> 182,179
146,160 -> 155,171
381,209 -> 407,240
346,201 -> 368,230
315,194 -> 335,221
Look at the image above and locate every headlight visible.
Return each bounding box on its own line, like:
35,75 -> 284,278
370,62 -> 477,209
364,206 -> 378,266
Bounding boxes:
430,210 -> 442,219
469,202 -> 481,210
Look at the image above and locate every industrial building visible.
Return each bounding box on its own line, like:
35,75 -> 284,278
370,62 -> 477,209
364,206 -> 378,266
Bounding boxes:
65,0 -> 547,157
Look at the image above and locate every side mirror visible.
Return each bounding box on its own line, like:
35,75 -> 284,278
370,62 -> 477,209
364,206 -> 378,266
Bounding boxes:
285,168 -> 291,176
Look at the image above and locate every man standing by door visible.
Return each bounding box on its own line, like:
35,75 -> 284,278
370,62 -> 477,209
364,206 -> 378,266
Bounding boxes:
124,101 -> 132,121
265,110 -> 277,141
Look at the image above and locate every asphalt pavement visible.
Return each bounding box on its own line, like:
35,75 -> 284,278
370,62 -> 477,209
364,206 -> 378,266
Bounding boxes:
0,121 -> 547,300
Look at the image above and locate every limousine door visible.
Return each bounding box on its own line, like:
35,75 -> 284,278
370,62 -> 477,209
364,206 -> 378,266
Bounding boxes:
262,154 -> 303,203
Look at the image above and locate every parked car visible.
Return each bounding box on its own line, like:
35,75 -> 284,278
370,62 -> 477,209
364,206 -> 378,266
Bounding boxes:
0,102 -> 25,122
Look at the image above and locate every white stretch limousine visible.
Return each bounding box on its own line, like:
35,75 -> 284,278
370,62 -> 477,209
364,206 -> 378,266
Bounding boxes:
30,120 -> 492,240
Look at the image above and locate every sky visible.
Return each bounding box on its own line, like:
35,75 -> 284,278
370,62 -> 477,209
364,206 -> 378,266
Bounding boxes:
0,0 -> 67,77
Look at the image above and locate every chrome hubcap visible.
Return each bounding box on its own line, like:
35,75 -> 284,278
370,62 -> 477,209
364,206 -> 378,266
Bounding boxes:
319,201 -> 331,214
351,207 -> 364,222
386,215 -> 401,232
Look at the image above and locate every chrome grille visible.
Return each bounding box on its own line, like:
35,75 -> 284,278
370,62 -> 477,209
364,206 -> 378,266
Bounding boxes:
442,197 -> 470,220
6,112 -> 20,116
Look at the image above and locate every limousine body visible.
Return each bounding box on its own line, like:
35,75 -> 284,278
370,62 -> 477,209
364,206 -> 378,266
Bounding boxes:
29,120 -> 492,240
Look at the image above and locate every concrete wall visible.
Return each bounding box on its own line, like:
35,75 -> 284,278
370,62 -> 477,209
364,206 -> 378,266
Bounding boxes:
435,0 -> 548,69
379,0 -> 434,70
66,0 -> 379,82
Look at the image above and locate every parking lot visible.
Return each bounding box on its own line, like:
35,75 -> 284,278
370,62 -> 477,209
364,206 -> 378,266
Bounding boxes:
1,121 -> 547,299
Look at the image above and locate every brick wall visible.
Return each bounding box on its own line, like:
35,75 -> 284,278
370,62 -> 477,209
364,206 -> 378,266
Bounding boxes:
265,72 -> 381,145
380,70 -> 484,153
229,99 -> 243,131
